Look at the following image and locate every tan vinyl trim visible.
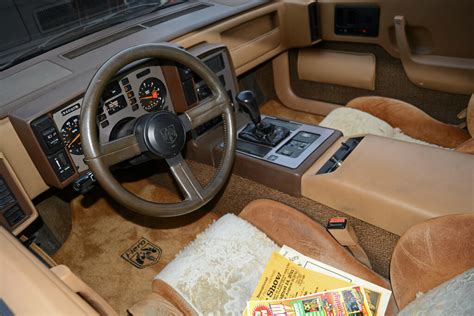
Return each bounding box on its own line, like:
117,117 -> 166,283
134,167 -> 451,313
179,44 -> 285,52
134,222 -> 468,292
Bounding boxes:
318,0 -> 474,95
302,135 -> 474,235
394,16 -> 474,95
0,227 -> 101,315
273,51 -> 340,116
297,49 -> 376,91
173,1 -> 318,76
0,118 -> 48,198
51,265 -> 118,316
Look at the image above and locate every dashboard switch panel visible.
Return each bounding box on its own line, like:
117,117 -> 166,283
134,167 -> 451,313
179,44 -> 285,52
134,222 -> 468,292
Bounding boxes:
48,150 -> 75,181
31,116 -> 64,155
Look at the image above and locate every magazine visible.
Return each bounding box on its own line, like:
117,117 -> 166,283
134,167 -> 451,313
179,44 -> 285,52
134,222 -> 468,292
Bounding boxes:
249,252 -> 351,301
247,285 -> 373,316
279,246 -> 391,316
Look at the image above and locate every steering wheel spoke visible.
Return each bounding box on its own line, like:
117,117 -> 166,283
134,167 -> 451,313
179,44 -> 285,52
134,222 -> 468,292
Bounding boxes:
182,96 -> 227,130
166,154 -> 204,201
98,134 -> 142,166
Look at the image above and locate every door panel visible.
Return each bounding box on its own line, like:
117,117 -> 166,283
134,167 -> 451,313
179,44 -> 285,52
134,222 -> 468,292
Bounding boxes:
319,0 -> 474,59
289,42 -> 470,124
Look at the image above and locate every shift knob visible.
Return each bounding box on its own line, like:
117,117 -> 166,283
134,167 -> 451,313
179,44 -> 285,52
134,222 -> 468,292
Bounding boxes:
236,90 -> 261,126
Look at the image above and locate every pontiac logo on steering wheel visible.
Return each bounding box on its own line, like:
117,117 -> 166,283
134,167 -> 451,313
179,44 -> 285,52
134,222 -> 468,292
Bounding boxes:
160,125 -> 178,144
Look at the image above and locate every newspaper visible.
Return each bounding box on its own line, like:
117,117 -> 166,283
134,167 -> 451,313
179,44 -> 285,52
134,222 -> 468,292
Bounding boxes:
247,285 -> 373,316
279,246 -> 391,316
249,252 -> 351,301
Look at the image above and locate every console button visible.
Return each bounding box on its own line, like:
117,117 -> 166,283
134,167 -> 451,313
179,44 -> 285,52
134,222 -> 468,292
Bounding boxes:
267,155 -> 278,162
280,148 -> 293,156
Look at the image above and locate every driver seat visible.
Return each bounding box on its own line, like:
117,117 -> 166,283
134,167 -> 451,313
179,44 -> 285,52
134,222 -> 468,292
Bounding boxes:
129,199 -> 473,315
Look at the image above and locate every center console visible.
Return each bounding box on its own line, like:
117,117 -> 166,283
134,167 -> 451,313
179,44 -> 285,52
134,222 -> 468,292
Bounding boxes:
188,89 -> 341,196
235,117 -> 339,170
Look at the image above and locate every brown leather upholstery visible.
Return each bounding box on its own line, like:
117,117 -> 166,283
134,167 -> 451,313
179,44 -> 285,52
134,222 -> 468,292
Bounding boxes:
347,96 -> 470,148
240,199 -> 398,316
390,213 -> 474,310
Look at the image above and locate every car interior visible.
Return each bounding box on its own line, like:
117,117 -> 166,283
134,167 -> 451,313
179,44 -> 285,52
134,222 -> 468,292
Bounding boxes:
0,0 -> 473,315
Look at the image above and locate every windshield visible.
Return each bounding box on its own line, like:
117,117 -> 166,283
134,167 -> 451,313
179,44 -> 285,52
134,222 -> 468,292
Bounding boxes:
0,0 -> 187,70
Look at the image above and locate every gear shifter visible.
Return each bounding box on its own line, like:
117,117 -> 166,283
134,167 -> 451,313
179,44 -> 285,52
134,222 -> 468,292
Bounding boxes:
236,90 -> 263,128
236,90 -> 290,147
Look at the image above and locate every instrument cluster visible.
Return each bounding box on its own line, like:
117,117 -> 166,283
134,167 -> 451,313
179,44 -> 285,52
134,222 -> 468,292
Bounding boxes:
52,64 -> 174,173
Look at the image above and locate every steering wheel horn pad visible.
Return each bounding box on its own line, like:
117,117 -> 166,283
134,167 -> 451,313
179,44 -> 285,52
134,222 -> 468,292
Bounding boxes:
137,111 -> 186,159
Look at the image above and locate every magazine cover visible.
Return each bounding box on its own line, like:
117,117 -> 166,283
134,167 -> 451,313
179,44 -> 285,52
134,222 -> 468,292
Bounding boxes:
247,285 -> 373,316
250,252 -> 350,301
279,246 -> 391,316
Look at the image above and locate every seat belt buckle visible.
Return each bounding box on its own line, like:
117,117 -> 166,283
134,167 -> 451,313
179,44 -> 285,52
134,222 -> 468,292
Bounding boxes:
326,217 -> 372,268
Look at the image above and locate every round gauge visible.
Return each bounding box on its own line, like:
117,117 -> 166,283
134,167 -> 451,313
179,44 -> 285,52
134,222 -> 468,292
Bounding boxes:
61,115 -> 83,156
138,77 -> 167,112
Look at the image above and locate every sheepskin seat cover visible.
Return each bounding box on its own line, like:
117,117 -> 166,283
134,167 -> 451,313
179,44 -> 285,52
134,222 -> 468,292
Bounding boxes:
320,107 -> 442,148
156,214 -> 279,315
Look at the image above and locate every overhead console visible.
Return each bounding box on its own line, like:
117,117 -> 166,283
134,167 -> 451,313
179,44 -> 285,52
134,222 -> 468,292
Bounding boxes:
11,44 -> 238,190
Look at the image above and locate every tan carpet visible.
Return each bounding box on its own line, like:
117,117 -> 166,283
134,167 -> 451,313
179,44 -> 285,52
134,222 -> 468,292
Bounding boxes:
53,160 -> 399,315
260,99 -> 325,125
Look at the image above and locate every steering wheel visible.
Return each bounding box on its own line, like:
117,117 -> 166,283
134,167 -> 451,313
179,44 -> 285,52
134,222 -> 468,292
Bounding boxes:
80,44 -> 236,217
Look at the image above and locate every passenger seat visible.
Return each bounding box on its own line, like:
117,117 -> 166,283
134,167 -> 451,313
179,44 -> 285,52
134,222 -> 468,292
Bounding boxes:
319,96 -> 474,154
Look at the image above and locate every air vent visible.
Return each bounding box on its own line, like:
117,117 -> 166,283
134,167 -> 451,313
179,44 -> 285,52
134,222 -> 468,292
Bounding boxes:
143,4 -> 211,27
64,26 -> 146,59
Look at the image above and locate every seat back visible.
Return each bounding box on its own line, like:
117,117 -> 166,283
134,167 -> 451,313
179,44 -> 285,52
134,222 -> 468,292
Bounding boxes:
390,213 -> 474,309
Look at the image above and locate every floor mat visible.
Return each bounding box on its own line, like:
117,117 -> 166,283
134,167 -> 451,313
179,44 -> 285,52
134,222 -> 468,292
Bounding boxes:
53,176 -> 218,315
260,99 -> 325,125
53,161 -> 399,314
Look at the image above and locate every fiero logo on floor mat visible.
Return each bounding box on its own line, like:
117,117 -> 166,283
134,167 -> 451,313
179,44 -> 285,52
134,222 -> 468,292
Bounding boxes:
121,238 -> 162,269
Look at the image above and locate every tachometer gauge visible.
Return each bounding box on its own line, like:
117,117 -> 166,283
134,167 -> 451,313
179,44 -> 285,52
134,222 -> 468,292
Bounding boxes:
61,115 -> 83,155
138,77 -> 167,112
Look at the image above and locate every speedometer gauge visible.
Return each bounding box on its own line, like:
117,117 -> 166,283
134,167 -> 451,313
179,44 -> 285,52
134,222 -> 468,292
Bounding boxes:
138,77 -> 167,112
61,115 -> 83,155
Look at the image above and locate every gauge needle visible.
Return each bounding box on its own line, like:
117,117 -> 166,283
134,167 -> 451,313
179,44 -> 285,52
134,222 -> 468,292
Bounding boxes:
68,133 -> 81,148
140,90 -> 159,100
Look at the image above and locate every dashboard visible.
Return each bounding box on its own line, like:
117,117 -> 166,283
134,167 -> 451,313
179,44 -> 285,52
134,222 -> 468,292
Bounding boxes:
15,45 -> 238,189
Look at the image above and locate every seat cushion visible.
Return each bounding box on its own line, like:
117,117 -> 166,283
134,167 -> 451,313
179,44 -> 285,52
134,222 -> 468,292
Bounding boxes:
152,199 -> 397,315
